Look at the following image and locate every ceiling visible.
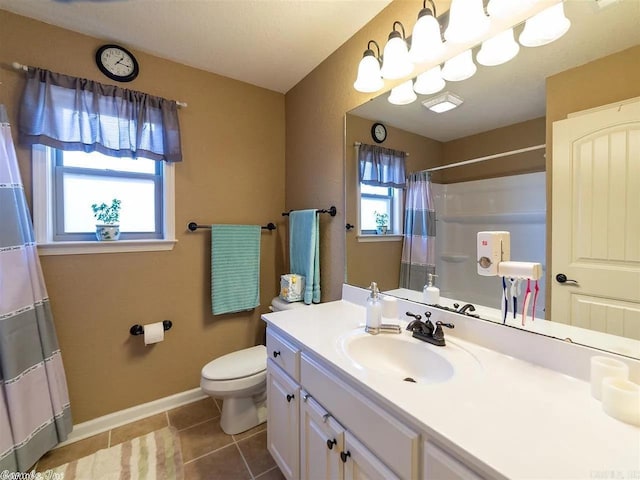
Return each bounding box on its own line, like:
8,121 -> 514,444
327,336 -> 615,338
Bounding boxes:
0,0 -> 393,93
350,0 -> 640,142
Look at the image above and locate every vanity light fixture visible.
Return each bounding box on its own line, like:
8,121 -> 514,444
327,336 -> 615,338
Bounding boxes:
408,0 -> 444,64
354,40 -> 384,93
421,91 -> 464,113
519,2 -> 571,47
477,28 -> 520,66
444,0 -> 490,44
388,80 -> 418,105
381,21 -> 414,80
413,65 -> 446,95
441,49 -> 477,82
487,0 -> 535,19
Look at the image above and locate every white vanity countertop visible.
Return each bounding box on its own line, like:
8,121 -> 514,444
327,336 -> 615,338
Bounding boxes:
263,299 -> 640,480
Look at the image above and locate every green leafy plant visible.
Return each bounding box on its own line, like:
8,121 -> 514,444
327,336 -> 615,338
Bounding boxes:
91,198 -> 121,225
374,211 -> 389,227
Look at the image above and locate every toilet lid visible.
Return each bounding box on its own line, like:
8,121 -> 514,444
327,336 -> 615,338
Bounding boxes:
202,345 -> 266,380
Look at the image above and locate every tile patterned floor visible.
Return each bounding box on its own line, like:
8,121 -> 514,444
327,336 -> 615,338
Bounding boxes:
34,398 -> 284,480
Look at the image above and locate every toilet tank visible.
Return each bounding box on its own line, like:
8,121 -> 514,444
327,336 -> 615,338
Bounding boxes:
270,296 -> 309,312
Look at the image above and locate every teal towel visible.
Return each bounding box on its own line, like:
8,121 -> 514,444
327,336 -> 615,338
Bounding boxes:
289,210 -> 320,304
211,225 -> 261,315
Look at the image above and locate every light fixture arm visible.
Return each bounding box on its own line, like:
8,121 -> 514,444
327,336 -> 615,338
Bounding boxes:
392,21 -> 407,39
367,40 -> 382,64
421,0 -> 437,17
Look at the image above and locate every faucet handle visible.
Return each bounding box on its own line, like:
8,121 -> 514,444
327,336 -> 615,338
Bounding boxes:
406,311 -> 422,321
436,321 -> 455,329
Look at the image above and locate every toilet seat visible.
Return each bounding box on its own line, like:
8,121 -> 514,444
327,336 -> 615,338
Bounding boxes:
202,345 -> 266,381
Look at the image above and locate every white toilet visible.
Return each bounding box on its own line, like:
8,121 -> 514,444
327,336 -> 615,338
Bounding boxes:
200,297 -> 308,435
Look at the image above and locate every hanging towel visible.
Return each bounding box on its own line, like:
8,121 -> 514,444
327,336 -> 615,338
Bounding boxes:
289,210 -> 320,304
211,225 -> 261,315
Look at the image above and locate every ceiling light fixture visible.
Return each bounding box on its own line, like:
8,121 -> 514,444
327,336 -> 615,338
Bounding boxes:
441,49 -> 477,82
381,21 -> 414,80
408,0 -> 444,64
388,80 -> 418,105
444,0 -> 490,44
413,65 -> 446,95
477,28 -> 520,66
519,3 -> 571,47
421,91 -> 464,113
353,40 -> 384,93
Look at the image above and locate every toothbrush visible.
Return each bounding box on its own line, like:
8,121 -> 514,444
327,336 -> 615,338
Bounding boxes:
510,278 -> 519,319
501,276 -> 508,324
521,279 -> 531,326
531,280 -> 540,322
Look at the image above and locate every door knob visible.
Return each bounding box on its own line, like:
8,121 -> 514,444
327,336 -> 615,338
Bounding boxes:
556,273 -> 579,285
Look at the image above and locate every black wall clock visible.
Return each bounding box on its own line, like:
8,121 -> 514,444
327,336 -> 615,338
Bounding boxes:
371,122 -> 387,143
95,44 -> 139,82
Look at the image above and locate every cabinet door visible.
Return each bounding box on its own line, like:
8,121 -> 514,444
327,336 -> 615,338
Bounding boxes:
299,390 -> 345,480
423,441 -> 484,480
343,431 -> 400,480
267,360 -> 300,480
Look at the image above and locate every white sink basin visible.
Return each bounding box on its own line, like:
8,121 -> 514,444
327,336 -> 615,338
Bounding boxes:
337,329 -> 482,385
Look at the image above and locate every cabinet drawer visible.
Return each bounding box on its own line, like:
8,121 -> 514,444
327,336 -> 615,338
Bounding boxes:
301,353 -> 418,480
267,329 -> 300,381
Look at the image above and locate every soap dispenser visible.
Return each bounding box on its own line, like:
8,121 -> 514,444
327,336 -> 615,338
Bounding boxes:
423,274 -> 440,305
365,282 -> 382,334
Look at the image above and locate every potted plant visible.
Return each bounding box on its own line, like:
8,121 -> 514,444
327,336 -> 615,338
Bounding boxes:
91,198 -> 121,241
374,211 -> 389,235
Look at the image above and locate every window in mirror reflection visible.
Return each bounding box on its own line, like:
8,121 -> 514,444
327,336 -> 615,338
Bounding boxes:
359,184 -> 402,235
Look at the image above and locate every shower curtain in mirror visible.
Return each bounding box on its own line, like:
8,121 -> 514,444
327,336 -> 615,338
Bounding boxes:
0,105 -> 72,472
400,171 -> 436,290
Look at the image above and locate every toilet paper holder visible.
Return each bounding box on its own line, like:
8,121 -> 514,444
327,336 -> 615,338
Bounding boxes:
130,320 -> 172,336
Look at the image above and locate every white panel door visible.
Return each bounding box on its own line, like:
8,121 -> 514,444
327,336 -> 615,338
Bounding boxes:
267,360 -> 300,480
343,431 -> 400,480
299,391 -> 344,480
552,98 -> 640,339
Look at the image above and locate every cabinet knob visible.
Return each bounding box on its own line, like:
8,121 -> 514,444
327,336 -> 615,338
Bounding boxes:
340,451 -> 351,463
326,438 -> 337,450
286,393 -> 295,403
273,350 -> 281,358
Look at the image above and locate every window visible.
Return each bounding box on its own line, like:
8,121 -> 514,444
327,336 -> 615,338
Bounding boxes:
33,146 -> 176,255
358,183 -> 403,236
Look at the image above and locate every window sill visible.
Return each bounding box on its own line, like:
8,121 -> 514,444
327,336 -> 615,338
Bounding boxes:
37,239 -> 178,256
357,234 -> 404,243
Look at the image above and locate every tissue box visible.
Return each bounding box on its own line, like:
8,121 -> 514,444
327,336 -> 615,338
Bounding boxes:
280,274 -> 305,302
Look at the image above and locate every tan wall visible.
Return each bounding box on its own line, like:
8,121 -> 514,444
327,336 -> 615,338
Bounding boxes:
345,114 -> 442,291
439,117 -> 546,184
545,45 -> 640,312
0,11 -> 286,423
285,1 -> 441,301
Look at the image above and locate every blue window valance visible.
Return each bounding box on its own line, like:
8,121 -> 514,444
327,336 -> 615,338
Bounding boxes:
19,67 -> 182,162
358,143 -> 406,188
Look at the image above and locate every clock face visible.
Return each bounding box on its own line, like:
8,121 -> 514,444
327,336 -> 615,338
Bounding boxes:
372,123 -> 387,143
96,45 -> 139,82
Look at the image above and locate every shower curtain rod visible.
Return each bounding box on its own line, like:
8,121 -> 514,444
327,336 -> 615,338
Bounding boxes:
424,144 -> 545,172
11,62 -> 188,108
354,142 -> 409,156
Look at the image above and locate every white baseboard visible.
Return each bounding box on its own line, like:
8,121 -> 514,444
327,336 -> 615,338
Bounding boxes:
57,388 -> 208,448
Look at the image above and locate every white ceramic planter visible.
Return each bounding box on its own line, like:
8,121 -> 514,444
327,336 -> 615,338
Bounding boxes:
96,224 -> 120,241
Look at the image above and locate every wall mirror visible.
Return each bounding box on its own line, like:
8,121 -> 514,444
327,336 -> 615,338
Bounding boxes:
345,0 -> 640,359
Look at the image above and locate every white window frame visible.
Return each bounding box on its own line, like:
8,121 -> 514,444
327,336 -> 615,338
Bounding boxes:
32,145 -> 177,255
356,180 -> 404,243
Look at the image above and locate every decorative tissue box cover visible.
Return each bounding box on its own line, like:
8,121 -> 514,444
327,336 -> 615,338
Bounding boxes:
280,274 -> 305,302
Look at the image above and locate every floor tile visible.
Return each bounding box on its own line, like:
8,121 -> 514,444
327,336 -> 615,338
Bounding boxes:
214,398 -> 223,413
168,398 -> 218,430
178,418 -> 234,462
233,421 -> 267,441
255,466 -> 286,480
36,432 -> 109,471
237,430 -> 275,477
183,444 -> 251,480
110,413 -> 168,446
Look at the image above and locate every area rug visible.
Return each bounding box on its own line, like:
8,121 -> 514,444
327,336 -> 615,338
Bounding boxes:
47,427 -> 183,479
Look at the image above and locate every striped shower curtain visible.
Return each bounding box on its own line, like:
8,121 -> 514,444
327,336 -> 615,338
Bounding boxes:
400,171 -> 436,290
0,105 -> 72,472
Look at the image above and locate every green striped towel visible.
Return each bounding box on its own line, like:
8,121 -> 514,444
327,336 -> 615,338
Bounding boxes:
211,225 -> 261,315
